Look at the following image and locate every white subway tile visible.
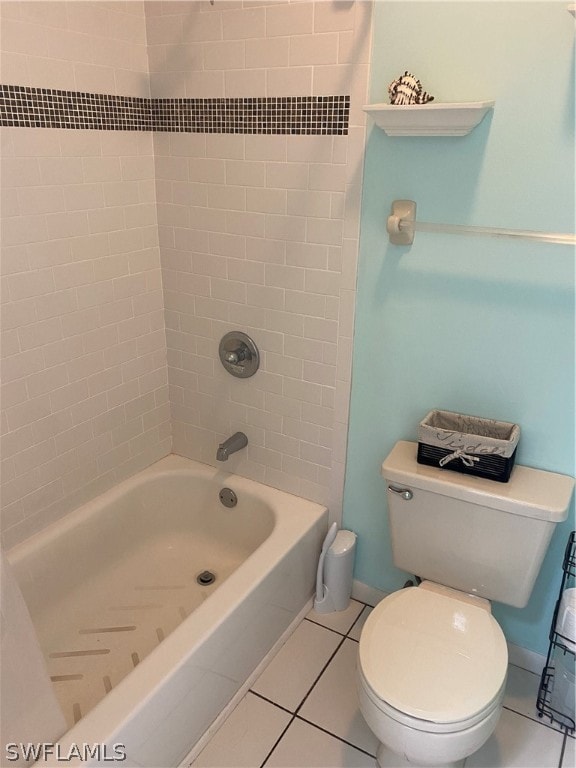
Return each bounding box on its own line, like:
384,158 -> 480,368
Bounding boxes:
283,376 -> 322,405
226,160 -> 266,187
245,36 -> 289,68
225,69 -> 267,97
46,211 -> 90,240
226,210 -> 266,238
18,317 -> 62,351
2,215 -> 49,247
203,39 -> 245,70
264,392 -> 302,420
306,217 -> 344,246
227,259 -> 265,285
246,284 -> 285,310
8,268 -> 55,301
303,360 -> 337,387
246,136 -> 287,162
246,188 -> 287,215
315,1 -> 357,33
267,66 -> 312,97
266,3 -> 313,37
66,351 -> 106,384
1,380 -> 29,410
2,158 -> 41,188
223,7 -> 265,39
266,162 -> 309,190
266,308 -> 304,336
6,394 -> 52,431
2,298 -> 37,330
50,380 -> 89,413
211,277 -> 247,304
265,214 -> 306,242
289,32 -> 338,66
265,263 -> 305,291
42,335 -> 84,367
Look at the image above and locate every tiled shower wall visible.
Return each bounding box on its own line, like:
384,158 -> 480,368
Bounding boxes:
148,0 -> 372,516
1,0 -> 372,548
0,2 -> 170,548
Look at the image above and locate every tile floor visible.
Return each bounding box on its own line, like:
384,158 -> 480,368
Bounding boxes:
191,600 -> 575,768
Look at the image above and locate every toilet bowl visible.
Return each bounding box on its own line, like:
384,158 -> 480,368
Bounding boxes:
357,582 -> 508,767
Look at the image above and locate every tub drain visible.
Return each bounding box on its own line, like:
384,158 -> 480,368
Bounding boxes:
197,570 -> 216,586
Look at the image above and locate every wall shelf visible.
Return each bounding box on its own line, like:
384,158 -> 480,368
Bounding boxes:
568,4 -> 576,18
363,101 -> 495,137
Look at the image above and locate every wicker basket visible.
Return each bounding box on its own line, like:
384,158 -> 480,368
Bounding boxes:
417,409 -> 520,483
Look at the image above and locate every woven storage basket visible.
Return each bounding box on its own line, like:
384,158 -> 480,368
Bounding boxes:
417,409 -> 520,483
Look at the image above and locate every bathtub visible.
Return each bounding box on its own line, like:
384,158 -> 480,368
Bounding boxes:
7,454 -> 328,767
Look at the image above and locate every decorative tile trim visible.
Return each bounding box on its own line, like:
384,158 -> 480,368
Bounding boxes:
0,86 -> 152,131
0,85 -> 349,135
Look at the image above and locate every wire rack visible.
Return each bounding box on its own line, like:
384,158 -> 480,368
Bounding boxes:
536,531 -> 575,733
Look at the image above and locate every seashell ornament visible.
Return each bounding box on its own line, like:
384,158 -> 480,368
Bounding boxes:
388,71 -> 434,106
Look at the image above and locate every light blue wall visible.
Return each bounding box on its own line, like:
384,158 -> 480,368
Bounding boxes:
343,1 -> 575,655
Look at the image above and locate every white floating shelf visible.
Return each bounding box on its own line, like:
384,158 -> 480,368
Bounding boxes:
568,4 -> 576,17
363,101 -> 495,137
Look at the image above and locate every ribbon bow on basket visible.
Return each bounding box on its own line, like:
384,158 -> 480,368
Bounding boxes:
438,448 -> 480,468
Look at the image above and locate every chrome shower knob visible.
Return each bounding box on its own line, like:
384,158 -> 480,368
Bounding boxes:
219,332 -> 259,378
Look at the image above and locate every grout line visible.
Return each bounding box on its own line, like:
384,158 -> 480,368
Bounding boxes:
258,606 -> 370,763
249,689 -> 294,717
303,616 -> 350,638
293,635 -> 348,717
502,704 -> 570,736
346,604 -> 370,637
294,713 -> 377,759
259,713 -> 297,768
304,600 -> 371,639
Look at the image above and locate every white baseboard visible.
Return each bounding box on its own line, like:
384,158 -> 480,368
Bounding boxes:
351,579 -> 388,607
352,579 -> 545,674
507,642 -> 546,675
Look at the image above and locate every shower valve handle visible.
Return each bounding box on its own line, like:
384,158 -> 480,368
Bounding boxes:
225,348 -> 246,365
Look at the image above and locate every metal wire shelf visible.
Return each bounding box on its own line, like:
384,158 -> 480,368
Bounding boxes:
536,531 -> 575,734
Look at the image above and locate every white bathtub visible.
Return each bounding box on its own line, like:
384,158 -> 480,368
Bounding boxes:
7,454 -> 328,767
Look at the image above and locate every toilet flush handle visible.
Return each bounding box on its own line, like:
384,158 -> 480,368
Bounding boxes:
388,485 -> 413,501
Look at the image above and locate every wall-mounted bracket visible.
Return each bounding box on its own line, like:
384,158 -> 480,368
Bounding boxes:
387,200 -> 416,245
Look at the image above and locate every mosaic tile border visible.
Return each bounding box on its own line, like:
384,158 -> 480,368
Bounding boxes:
0,85 -> 349,135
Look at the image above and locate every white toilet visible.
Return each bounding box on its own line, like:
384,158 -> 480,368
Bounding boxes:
357,441 -> 574,768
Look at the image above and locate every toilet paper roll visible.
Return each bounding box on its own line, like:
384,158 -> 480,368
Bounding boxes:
556,588 -> 576,650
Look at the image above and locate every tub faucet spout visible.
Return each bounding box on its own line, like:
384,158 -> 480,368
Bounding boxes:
216,431 -> 248,461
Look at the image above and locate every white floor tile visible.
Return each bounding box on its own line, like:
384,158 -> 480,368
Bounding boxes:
466,708 -> 564,768
503,664 -> 550,726
561,735 -> 575,768
264,718 -> 377,768
299,638 -> 379,756
191,692 -> 291,768
307,600 -> 365,636
251,619 -> 342,712
188,613 -> 569,768
348,606 -> 373,642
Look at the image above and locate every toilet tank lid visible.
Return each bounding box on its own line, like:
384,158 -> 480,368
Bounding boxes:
381,441 -> 574,523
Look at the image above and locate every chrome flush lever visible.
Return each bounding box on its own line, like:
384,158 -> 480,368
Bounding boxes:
388,485 -> 413,501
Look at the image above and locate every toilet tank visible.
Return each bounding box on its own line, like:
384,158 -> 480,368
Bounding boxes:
382,441 -> 574,608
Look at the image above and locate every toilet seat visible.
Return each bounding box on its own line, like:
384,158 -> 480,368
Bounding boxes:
358,582 -> 508,726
